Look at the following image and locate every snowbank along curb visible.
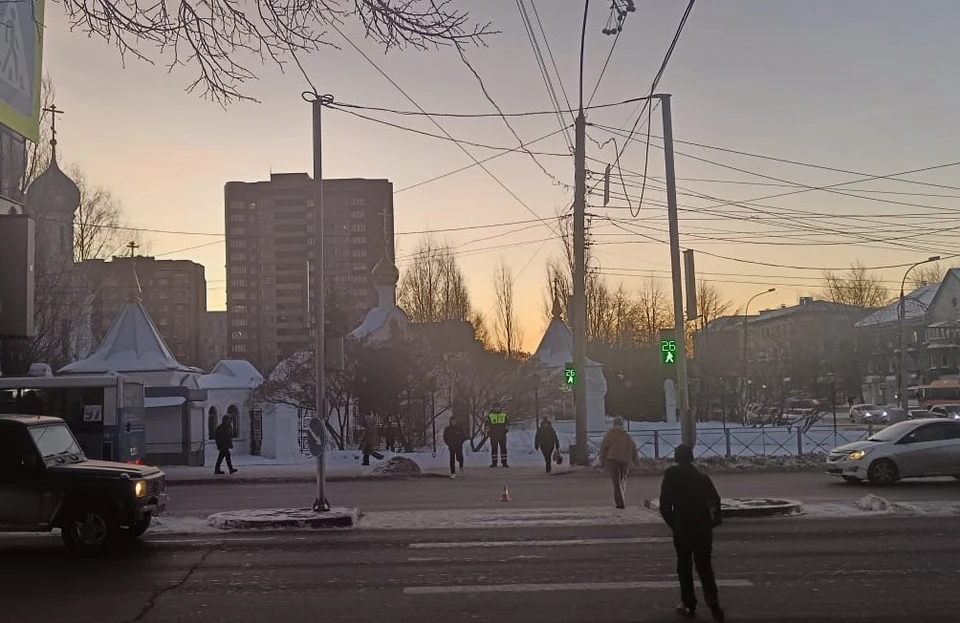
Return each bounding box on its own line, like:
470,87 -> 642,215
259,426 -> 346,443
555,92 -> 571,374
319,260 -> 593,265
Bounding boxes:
165,472 -> 449,487
207,507 -> 360,530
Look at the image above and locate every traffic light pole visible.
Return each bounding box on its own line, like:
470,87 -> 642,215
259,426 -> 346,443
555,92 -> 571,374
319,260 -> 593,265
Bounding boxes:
659,94 -> 694,449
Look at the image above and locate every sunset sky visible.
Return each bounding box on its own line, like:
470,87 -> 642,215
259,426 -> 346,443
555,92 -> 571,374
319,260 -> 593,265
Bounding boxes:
43,1 -> 960,352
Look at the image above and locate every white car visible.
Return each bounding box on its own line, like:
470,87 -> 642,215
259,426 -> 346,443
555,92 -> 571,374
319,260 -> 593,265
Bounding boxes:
826,418 -> 960,485
848,404 -> 888,424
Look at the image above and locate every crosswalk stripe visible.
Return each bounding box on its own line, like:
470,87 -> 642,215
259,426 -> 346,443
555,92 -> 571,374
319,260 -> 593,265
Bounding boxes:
403,580 -> 754,595
409,537 -> 671,549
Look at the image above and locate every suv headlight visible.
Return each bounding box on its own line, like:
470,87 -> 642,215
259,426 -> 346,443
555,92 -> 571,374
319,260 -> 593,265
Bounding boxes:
134,480 -> 147,497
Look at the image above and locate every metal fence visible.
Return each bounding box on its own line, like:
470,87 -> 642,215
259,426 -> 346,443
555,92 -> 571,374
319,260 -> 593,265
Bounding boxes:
626,426 -> 870,460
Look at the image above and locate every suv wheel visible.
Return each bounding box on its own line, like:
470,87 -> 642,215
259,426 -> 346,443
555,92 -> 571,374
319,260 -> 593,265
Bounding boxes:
61,505 -> 117,556
126,514 -> 152,539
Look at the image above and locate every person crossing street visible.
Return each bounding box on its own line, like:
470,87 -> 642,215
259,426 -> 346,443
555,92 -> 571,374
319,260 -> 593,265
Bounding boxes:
486,403 -> 509,467
443,416 -> 467,478
534,417 -> 560,473
598,417 -> 638,508
659,444 -> 725,622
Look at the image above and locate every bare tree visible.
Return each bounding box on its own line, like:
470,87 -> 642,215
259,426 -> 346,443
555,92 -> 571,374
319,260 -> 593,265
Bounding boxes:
636,276 -> 670,344
687,281 -> 732,420
542,257 -> 570,325
69,166 -> 146,262
822,261 -> 890,308
492,259 -> 522,358
398,235 -> 473,323
56,1 -> 495,104
911,263 -> 946,289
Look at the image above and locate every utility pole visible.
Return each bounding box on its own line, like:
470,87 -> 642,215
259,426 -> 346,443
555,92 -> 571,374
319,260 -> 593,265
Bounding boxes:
658,94 -> 696,448
305,91 -> 334,512
571,0 -> 590,465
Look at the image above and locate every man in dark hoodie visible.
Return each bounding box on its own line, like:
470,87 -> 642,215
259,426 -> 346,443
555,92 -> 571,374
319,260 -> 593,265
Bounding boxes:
443,416 -> 466,478
659,444 -> 724,622
534,417 -> 560,473
214,415 -> 238,475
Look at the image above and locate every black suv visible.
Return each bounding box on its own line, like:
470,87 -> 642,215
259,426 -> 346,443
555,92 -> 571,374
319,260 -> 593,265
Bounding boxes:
0,414 -> 168,555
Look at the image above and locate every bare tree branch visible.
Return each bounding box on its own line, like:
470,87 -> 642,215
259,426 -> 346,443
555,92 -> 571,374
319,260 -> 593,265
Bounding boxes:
397,234 -> 473,323
53,0 -> 496,104
821,261 -> 890,308
492,258 -> 522,358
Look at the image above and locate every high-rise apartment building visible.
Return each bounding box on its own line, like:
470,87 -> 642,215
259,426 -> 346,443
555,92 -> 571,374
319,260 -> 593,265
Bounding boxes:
224,174 -> 394,373
82,256 -> 208,368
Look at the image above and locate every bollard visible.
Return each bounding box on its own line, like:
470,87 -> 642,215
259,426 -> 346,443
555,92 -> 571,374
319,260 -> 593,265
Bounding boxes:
654,430 -> 660,459
725,429 -> 732,457
797,428 -> 803,455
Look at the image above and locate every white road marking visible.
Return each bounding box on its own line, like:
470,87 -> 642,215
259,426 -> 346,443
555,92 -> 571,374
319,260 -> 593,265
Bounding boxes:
409,537 -> 670,549
148,536 -> 288,545
407,555 -> 548,563
404,580 -> 754,595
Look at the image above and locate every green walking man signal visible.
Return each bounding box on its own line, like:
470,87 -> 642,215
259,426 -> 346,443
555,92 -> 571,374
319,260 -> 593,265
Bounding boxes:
661,339 -> 677,365
564,362 -> 577,386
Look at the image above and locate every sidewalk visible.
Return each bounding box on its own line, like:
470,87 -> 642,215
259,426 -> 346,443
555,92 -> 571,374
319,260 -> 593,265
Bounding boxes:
162,459 -> 586,486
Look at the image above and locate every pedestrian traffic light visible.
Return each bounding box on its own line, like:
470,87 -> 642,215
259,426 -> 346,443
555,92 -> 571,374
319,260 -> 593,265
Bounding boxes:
661,339 -> 677,365
564,362 -> 577,386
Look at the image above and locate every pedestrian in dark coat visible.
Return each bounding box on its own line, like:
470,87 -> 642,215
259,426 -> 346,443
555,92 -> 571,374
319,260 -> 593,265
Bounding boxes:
659,444 -> 724,621
360,419 -> 382,466
214,415 -> 237,474
534,418 -> 560,473
442,416 -> 466,478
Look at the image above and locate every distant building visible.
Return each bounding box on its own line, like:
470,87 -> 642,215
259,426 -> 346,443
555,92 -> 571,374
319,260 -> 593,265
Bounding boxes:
203,311 -> 227,371
744,297 -> 870,401
81,256 -> 207,368
224,173 -> 394,374
855,269 -> 960,404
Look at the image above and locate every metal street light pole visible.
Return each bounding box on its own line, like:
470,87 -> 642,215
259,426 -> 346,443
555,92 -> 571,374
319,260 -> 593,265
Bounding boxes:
898,255 -> 940,411
304,90 -> 334,513
741,288 -> 775,406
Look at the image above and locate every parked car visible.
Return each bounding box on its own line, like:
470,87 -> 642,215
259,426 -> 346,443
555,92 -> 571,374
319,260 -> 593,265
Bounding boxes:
826,418 -> 960,485
909,408 -> 938,420
930,404 -> 960,420
848,404 -> 888,424
0,414 -> 167,555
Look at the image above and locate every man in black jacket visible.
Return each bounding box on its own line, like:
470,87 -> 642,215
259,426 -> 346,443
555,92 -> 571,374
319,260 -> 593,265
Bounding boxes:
659,444 -> 724,621
214,415 -> 238,475
534,418 -> 560,473
442,416 -> 466,478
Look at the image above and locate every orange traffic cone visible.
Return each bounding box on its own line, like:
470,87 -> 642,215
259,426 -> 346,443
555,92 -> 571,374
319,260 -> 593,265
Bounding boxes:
500,484 -> 512,502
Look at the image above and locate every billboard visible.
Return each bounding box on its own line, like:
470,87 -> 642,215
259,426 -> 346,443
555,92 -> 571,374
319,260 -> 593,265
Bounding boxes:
0,0 -> 44,143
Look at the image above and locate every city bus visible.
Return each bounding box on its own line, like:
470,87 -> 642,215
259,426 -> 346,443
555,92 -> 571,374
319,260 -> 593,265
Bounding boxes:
915,378 -> 960,409
0,375 -> 146,464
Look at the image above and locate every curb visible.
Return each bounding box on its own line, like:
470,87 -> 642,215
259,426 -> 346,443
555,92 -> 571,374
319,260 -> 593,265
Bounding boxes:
643,497 -> 804,518
165,472 -> 447,487
207,507 -> 360,530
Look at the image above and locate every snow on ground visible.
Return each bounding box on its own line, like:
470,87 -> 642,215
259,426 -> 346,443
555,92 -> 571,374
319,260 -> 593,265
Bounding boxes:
798,495 -> 960,519
357,506 -> 661,531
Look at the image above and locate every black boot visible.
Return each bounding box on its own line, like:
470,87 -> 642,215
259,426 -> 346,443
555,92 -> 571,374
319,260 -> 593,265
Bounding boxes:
676,604 -> 696,618
709,604 -> 725,622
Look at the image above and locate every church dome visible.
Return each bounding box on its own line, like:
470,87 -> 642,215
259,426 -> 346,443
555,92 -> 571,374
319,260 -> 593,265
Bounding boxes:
25,153 -> 81,216
371,253 -> 400,286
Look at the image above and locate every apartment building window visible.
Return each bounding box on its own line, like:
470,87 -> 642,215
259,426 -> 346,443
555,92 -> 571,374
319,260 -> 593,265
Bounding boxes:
350,222 -> 366,232
229,227 -> 246,236
262,275 -> 276,284
229,201 -> 245,211
349,197 -> 366,206
307,238 -> 315,246
174,274 -> 189,284
307,225 -> 316,233
230,252 -> 246,261
350,209 -> 365,219
158,318 -> 169,327
228,239 -> 246,248
351,236 -> 366,245
232,318 -> 249,327
229,212 -> 246,223
232,291 -> 247,300
352,249 -> 367,258
230,266 -> 248,275
231,305 -> 247,313
231,344 -> 246,353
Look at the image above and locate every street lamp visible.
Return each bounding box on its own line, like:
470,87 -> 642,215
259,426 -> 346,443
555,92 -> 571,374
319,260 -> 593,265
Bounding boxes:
742,288 -> 776,406
898,256 -> 940,410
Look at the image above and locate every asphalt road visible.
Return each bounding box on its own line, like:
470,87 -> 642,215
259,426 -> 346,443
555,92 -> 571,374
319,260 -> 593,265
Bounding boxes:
165,470 -> 960,516
2,517 -> 958,622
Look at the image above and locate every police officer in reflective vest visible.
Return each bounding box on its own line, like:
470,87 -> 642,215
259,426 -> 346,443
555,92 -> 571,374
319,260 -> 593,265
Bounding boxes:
487,403 -> 509,467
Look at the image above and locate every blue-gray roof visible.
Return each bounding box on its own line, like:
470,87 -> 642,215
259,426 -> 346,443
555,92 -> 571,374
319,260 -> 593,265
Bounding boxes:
854,283 -> 939,328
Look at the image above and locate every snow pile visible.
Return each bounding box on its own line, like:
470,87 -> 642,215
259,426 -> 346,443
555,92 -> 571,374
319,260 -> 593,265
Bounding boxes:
854,494 -> 919,514
207,507 -> 357,530
372,456 -> 421,475
150,516 -> 222,535
600,453 -> 827,475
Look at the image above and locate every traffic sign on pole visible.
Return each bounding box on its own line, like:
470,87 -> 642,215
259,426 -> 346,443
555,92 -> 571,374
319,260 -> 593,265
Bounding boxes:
307,415 -> 324,458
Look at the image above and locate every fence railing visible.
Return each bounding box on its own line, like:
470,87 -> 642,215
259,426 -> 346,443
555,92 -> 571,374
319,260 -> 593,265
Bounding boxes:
625,426 -> 870,459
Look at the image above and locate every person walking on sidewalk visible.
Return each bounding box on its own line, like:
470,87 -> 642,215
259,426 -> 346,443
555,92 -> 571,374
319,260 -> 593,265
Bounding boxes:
214,415 -> 238,475
443,416 -> 467,478
534,417 -> 561,474
659,444 -> 724,622
486,403 -> 509,467
598,417 -> 638,509
360,417 -> 384,466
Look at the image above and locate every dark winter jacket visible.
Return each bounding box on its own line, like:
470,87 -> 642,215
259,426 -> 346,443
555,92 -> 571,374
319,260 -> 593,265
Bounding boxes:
534,423 -> 560,453
361,424 -> 379,450
486,411 -> 509,439
443,423 -> 466,449
215,422 -> 233,452
658,463 -> 721,535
